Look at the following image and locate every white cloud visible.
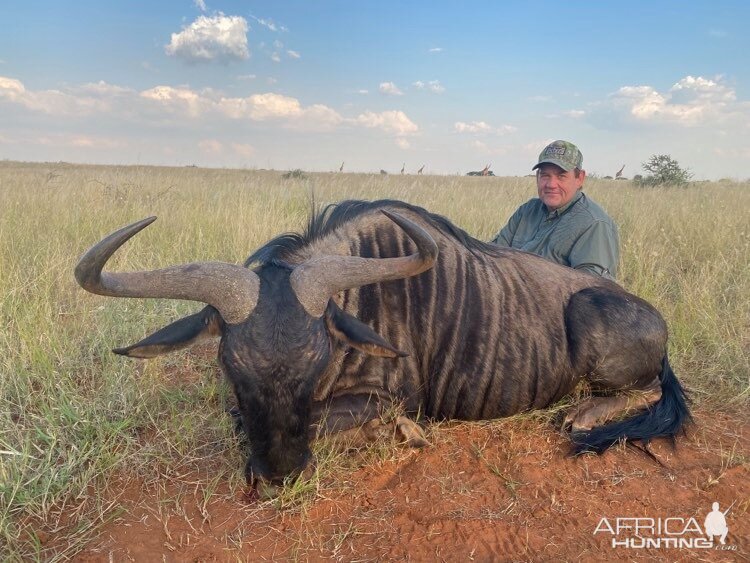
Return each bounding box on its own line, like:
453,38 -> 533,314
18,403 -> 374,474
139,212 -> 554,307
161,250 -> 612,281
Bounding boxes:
713,146 -> 750,159
455,121 -> 492,133
287,50 -> 301,59
140,85 -> 208,117
232,143 -> 255,158
237,74 -> 256,80
610,75 -> 745,126
356,110 -> 418,135
428,80 -> 445,94
395,137 -> 410,149
165,14 -> 249,64
428,47 -> 443,53
298,104 -> 345,130
671,75 -> 735,103
379,82 -> 404,96
198,139 -> 256,158
0,76 -> 27,101
564,110 -> 586,118
75,135 -> 126,149
470,140 -> 488,151
0,75 -> 419,137
413,80 -> 445,94
217,92 -> 344,130
0,76 -> 127,115
194,0 -> 207,12
357,89 -> 368,95
219,92 -> 300,120
468,140 -> 511,156
271,52 -> 281,63
454,121 -> 517,134
3,132 -> 125,149
250,15 -> 286,33
75,81 -> 133,97
199,139 -> 223,153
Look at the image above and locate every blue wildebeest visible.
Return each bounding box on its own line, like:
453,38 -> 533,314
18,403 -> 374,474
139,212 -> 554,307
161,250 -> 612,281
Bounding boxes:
75,200 -> 690,494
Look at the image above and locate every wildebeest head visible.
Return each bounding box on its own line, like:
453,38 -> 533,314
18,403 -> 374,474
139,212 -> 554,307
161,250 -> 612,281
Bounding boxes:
74,211 -> 437,489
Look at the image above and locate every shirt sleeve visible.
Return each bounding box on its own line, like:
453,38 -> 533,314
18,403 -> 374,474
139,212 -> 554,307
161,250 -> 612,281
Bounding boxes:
568,220 -> 620,280
490,206 -> 523,247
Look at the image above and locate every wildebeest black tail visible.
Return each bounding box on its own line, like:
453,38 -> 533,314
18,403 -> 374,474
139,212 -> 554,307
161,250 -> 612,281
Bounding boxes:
571,356 -> 691,455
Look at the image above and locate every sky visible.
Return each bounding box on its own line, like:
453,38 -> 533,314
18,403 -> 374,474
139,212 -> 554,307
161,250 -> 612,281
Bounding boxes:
1,1 -> 749,180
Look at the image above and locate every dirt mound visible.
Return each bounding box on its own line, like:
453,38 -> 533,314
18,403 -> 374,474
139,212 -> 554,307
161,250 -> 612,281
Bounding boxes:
75,409 -> 748,561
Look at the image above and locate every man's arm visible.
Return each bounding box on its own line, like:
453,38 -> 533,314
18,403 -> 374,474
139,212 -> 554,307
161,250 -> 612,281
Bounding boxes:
568,220 -> 620,280
490,207 -> 524,247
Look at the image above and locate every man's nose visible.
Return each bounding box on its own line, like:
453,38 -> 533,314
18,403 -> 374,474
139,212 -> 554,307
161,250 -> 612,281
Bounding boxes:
542,178 -> 557,188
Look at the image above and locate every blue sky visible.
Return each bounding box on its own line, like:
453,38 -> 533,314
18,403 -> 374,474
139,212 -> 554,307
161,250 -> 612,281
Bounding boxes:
1,1 -> 748,179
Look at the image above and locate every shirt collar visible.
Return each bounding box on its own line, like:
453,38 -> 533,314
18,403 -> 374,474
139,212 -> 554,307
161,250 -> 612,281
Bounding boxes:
545,190 -> 584,220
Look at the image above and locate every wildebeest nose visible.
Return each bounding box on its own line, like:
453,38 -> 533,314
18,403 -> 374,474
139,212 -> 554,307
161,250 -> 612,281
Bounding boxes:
247,461 -> 316,500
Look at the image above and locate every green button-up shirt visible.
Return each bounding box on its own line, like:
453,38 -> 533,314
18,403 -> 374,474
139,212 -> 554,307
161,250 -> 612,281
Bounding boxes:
491,191 -> 620,280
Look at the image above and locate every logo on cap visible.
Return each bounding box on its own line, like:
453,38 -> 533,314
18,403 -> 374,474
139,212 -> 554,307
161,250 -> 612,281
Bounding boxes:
545,146 -> 567,157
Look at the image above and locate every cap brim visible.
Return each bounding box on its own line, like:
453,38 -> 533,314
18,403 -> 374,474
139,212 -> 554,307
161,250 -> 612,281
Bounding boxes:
532,159 -> 576,172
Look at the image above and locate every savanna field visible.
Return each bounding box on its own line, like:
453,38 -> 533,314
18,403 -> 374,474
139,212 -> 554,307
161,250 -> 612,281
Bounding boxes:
1,160 -> 749,561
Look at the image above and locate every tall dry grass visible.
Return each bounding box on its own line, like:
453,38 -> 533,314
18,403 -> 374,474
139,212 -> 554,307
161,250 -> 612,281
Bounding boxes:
0,161 -> 748,560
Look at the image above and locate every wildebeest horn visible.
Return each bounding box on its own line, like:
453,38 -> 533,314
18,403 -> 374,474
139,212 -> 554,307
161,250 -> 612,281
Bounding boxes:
74,217 -> 260,324
290,210 -> 438,317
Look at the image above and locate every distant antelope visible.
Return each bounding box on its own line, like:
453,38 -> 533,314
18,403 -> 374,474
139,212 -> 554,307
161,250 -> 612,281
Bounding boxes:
339,162 -> 345,173
615,164 -> 625,179
400,163 -> 405,175
417,165 -> 425,175
481,164 -> 491,177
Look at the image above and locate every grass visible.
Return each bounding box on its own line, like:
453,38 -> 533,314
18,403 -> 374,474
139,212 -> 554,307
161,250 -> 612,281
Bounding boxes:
0,160 -> 748,560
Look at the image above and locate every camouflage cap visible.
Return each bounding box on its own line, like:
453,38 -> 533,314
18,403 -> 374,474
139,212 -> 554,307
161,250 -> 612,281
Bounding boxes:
532,140 -> 583,172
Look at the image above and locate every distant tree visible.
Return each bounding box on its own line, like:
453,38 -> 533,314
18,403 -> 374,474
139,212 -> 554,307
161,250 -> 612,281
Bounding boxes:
635,155 -> 693,187
282,168 -> 306,179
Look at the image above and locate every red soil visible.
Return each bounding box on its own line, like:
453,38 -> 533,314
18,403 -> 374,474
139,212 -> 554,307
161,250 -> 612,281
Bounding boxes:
67,409 -> 749,562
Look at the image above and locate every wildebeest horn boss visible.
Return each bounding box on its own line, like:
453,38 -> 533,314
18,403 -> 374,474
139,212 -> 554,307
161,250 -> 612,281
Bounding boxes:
75,200 -> 690,493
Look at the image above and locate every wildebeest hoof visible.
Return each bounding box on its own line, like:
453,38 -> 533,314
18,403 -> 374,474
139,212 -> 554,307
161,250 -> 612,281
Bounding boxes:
563,399 -> 607,432
395,416 -> 430,448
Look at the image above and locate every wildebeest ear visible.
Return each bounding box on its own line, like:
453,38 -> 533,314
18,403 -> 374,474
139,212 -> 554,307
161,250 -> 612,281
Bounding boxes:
113,306 -> 223,359
324,302 -> 408,358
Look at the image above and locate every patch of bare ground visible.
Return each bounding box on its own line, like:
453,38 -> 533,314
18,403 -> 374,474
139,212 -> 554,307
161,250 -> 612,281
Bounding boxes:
66,408 -> 749,562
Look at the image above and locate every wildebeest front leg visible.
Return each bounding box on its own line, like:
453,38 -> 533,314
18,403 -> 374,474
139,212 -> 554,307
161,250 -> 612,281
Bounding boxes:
326,416 -> 429,448
312,394 -> 429,448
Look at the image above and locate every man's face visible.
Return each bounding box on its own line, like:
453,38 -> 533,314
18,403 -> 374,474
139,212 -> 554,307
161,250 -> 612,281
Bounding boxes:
536,163 -> 585,210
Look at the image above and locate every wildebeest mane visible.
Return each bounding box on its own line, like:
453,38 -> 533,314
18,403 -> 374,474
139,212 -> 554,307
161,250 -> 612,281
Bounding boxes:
244,199 -> 501,267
